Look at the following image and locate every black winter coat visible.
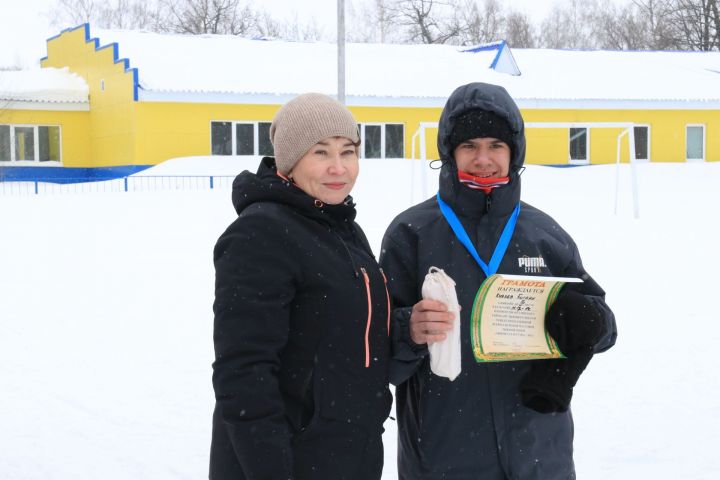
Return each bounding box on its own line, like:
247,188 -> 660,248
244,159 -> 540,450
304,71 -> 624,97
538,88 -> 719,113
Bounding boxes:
380,83 -> 617,480
211,158 -> 392,480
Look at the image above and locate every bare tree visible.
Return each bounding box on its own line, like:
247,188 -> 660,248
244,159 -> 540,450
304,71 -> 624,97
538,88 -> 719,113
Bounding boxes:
592,3 -> 646,50
50,0 -> 718,51
99,0 -> 161,29
375,0 -> 396,42
252,10 -> 285,39
51,0 -> 98,27
629,0 -> 675,49
50,0 -> 160,29
387,0 -> 461,44
539,0 -> 600,49
665,0 -> 719,50
157,0 -> 256,35
348,0 -> 397,43
280,14 -> 327,42
455,0 -> 504,45
51,0 -> 332,41
712,0 -> 720,45
503,10 -> 536,47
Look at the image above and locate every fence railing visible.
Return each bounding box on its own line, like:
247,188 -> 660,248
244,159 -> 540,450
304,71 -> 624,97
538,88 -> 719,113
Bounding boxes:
0,175 -> 237,196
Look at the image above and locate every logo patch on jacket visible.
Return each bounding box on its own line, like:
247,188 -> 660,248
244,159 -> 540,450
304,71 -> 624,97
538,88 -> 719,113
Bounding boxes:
518,255 -> 546,273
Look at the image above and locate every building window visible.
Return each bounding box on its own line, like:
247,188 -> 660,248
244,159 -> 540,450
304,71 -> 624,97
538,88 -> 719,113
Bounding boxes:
258,122 -> 273,156
211,122 -> 232,155
569,127 -> 588,163
39,126 -> 61,162
359,123 -> 404,159
633,125 -> 650,161
236,124 -> 254,155
385,124 -> 404,158
211,121 -> 274,157
363,125 -> 382,158
686,125 -> 705,161
15,127 -> 35,161
0,124 -> 62,163
0,125 -> 10,162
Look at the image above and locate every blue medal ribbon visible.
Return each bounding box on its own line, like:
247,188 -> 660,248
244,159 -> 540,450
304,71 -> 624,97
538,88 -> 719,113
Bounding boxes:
436,192 -> 521,277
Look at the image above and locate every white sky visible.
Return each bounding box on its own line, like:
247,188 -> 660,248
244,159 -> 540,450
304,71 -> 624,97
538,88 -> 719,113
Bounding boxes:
0,0 -> 629,68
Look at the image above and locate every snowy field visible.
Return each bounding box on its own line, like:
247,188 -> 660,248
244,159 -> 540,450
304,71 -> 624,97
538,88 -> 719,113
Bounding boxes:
1,157 -> 719,479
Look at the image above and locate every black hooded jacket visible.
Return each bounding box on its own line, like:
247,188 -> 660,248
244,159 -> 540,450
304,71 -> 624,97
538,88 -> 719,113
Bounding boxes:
211,158 -> 392,480
380,83 -> 617,479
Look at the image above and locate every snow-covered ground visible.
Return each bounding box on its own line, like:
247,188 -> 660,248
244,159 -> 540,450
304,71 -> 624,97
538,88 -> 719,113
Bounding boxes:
1,158 -> 719,479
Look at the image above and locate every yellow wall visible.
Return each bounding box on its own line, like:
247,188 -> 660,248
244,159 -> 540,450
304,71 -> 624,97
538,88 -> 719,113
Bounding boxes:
352,106 -> 442,161
133,102 -> 282,164
362,106 -> 719,165
132,103 -> 446,165
134,102 -> 720,166
42,25 -> 137,167
0,109 -> 90,166
523,109 -> 720,164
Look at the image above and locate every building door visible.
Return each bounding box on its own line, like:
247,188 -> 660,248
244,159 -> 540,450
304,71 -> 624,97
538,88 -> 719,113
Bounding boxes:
686,125 -> 705,162
569,127 -> 588,164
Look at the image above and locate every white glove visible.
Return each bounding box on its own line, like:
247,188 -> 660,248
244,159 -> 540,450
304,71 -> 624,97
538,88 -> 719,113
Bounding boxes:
421,267 -> 462,381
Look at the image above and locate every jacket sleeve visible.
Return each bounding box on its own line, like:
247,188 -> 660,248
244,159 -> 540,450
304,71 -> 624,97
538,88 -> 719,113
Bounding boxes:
562,243 -> 618,354
379,229 -> 429,387
212,213 -> 299,479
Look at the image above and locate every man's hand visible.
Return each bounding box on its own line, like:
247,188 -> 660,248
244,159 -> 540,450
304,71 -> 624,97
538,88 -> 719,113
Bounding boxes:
410,299 -> 456,345
546,284 -> 605,353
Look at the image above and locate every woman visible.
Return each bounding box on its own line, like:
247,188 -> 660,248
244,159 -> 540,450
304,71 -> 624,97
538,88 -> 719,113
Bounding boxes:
210,93 -> 392,480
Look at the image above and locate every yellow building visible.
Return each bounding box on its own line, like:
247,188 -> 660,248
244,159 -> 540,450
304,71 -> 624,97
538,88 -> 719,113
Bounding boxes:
1,23 -> 718,180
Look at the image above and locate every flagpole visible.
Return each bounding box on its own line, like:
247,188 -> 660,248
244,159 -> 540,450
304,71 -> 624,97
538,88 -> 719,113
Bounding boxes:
337,0 -> 345,105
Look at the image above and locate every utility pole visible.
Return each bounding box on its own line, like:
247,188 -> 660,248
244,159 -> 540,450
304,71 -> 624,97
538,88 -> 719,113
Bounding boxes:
337,0 -> 346,104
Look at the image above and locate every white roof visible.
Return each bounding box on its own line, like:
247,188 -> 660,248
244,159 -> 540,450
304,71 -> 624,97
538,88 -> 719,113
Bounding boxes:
506,48 -> 720,103
83,26 -> 720,106
27,24 -> 720,107
0,66 -> 88,103
89,27 -> 505,101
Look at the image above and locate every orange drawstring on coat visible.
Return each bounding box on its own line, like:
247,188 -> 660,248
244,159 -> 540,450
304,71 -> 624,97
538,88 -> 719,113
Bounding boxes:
361,268 -> 372,368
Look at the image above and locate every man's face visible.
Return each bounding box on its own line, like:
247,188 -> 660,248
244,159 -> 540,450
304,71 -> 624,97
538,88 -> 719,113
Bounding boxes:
453,137 -> 511,177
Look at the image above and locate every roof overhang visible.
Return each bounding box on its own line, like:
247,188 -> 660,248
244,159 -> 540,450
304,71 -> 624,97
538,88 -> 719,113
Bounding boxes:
137,89 -> 450,108
0,99 -> 89,111
515,98 -> 720,110
138,89 -> 720,111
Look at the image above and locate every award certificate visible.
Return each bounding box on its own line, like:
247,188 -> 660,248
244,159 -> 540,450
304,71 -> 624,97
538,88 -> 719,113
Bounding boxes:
470,274 -> 582,362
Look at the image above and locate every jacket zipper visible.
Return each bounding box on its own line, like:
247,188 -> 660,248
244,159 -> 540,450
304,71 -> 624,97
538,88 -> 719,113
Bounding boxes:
331,230 -> 361,278
361,267 -> 372,368
380,268 -> 391,336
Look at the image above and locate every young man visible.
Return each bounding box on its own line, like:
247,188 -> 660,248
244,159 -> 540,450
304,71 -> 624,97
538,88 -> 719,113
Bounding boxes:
380,82 -> 617,479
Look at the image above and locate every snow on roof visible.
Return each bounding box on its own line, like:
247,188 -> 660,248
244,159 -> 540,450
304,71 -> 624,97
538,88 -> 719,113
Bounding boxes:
505,48 -> 720,103
0,66 -> 88,103
50,25 -> 720,105
87,27 -> 506,99
89,27 -> 720,104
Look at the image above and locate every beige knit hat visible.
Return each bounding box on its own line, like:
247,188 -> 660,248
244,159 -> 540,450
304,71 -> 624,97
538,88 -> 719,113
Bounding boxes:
269,93 -> 360,174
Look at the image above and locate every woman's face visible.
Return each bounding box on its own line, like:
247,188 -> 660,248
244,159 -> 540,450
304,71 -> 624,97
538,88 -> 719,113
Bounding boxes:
290,136 -> 359,204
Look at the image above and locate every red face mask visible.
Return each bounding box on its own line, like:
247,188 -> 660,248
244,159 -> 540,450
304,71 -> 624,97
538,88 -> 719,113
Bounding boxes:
458,170 -> 510,194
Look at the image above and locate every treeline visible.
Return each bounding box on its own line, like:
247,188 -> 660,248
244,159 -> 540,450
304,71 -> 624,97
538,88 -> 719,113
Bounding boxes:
51,0 -> 720,51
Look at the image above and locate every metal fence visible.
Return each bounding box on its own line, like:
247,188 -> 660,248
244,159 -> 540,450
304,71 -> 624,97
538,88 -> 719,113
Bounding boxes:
0,175 -> 236,196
